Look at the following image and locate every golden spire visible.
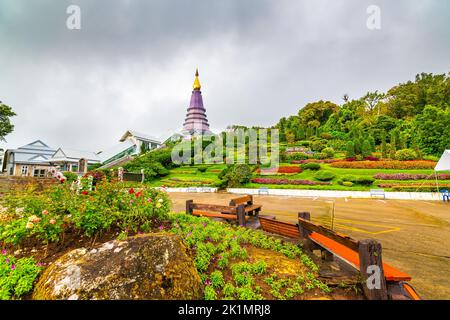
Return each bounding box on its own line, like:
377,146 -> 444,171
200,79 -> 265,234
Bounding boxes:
193,68 -> 201,90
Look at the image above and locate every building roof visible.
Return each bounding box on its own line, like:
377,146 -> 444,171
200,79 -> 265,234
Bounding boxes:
7,140 -> 56,164
49,148 -> 101,163
120,130 -> 161,144
97,140 -> 135,163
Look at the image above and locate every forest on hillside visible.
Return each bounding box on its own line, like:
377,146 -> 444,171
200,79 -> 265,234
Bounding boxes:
274,72 -> 449,158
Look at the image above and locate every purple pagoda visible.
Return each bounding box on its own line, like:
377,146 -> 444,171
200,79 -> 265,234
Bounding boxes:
182,69 -> 212,136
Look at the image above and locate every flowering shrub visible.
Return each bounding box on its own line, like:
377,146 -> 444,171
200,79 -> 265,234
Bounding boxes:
377,183 -> 450,192
330,160 -> 436,169
374,173 -> 450,180
258,166 -> 301,174
0,181 -> 171,245
0,252 -> 43,300
291,159 -> 337,164
251,178 -> 331,185
363,156 -> 379,161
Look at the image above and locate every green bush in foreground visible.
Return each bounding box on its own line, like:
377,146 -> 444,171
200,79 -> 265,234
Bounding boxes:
0,252 -> 42,300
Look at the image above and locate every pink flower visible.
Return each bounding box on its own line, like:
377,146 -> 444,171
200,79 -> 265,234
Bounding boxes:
147,198 -> 153,203
130,199 -> 134,203
49,219 -> 56,225
5,259 -> 9,263
42,210 -> 49,215
11,264 -> 16,270
1,249 -> 6,255
158,225 -> 164,231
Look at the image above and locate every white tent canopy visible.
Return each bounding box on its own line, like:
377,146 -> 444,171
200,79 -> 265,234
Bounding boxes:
435,150 -> 450,171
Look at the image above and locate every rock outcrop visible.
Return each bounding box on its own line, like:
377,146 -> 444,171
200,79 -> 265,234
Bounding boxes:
32,233 -> 202,300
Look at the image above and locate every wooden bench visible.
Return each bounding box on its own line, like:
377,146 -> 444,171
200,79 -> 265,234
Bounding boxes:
370,189 -> 385,199
186,200 -> 250,226
229,195 -> 262,216
258,213 -> 419,300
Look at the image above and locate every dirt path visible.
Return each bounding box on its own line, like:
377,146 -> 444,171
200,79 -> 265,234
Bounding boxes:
167,192 -> 450,300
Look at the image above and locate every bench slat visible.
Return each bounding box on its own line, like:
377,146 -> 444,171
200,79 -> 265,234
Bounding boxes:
192,210 -> 250,220
309,232 -> 412,282
298,217 -> 359,252
192,203 -> 236,214
230,195 -> 252,206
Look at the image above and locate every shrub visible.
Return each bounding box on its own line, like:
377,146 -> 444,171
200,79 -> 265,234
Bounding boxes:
313,152 -> 327,160
287,153 -> 309,161
197,166 -> 208,173
321,147 -> 335,159
395,149 -> 417,161
342,181 -> 353,187
341,175 -> 374,186
301,163 -> 321,171
0,253 -> 43,300
330,160 -> 436,169
218,164 -> 252,188
310,140 -> 327,152
314,171 -> 336,181
62,171 -> 78,183
363,156 -> 379,161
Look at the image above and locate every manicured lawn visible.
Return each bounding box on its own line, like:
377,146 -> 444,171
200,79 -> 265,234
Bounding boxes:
147,163 -> 449,192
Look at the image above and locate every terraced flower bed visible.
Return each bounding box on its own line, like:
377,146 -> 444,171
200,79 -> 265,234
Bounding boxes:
169,213 -> 361,300
330,160 -> 436,170
251,178 -> 331,186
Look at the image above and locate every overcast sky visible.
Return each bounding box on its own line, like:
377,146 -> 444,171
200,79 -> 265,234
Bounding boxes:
0,0 -> 449,152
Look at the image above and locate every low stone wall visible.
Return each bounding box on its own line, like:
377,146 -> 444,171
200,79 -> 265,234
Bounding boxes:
0,175 -> 57,195
226,188 -> 442,201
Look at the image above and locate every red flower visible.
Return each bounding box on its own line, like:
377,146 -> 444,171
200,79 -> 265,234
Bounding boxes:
128,188 -> 135,194
81,190 -> 89,195
135,191 -> 143,197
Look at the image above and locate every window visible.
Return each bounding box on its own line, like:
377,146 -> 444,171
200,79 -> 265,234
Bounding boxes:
21,165 -> 28,176
33,169 -> 46,178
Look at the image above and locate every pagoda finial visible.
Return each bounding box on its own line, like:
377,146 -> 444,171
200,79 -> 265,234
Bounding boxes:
193,68 -> 201,90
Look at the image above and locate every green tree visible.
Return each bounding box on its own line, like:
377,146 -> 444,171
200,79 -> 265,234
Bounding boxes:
0,101 -> 16,141
381,130 -> 388,159
346,141 -> 355,158
367,135 -> 376,152
413,105 -> 450,155
361,140 -> 372,158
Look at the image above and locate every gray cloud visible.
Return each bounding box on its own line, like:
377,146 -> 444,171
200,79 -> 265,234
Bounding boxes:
0,0 -> 449,151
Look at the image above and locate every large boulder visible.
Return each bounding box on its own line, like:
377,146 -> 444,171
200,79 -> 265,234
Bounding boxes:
32,233 -> 203,300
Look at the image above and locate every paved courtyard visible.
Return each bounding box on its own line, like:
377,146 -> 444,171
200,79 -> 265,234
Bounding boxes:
168,192 -> 450,300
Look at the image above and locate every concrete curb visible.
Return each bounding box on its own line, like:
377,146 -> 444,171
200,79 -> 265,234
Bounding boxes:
226,188 -> 443,201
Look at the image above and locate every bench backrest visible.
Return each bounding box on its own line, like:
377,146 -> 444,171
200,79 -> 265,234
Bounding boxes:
298,216 -> 359,251
259,216 -> 300,239
229,195 -> 253,206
